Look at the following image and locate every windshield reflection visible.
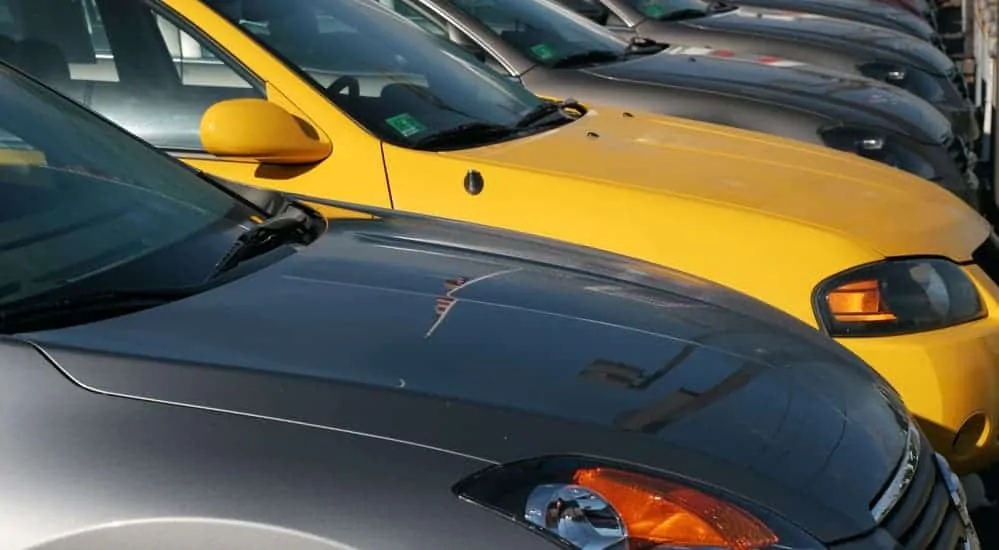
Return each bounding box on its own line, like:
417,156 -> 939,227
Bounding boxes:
448,0 -> 630,67
621,0 -> 716,20
0,65 -> 253,310
206,0 -> 550,149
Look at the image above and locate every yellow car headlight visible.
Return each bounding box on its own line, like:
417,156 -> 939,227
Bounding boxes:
813,258 -> 985,337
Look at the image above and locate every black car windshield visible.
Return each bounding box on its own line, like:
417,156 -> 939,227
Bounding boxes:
448,0 -> 631,67
205,0 -> 554,148
621,0 -> 718,20
0,64 -> 256,309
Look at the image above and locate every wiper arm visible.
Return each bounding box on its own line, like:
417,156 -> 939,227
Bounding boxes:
515,98 -> 585,128
0,287 -> 199,333
211,204 -> 317,277
550,49 -> 622,68
411,122 -> 518,150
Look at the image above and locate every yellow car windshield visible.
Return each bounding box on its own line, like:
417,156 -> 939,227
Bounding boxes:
207,0 -> 546,147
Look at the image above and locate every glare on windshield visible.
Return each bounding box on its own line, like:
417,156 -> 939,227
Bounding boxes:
205,0 -> 544,147
448,0 -> 630,66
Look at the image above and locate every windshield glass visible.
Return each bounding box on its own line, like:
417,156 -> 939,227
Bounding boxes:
0,64 -> 254,308
621,0 -> 714,19
205,0 -> 548,148
447,0 -> 629,67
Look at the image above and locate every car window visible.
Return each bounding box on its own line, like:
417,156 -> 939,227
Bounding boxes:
376,0 -> 517,77
0,63 -> 252,309
448,0 -> 628,67
205,0 -> 545,148
0,0 -> 263,151
620,0 -> 713,20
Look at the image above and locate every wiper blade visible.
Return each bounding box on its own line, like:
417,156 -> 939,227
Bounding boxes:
625,35 -> 668,54
0,287 -> 198,333
515,98 -> 585,128
211,205 -> 317,277
705,0 -> 738,12
550,49 -> 622,68
411,122 -> 517,150
656,8 -> 709,20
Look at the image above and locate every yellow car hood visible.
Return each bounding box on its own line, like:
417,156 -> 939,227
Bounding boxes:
452,106 -> 989,261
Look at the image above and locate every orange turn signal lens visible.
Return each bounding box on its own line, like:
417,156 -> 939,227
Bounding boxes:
825,279 -> 897,323
573,467 -> 778,550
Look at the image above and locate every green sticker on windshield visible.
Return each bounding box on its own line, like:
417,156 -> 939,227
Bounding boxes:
385,113 -> 428,138
641,2 -> 667,17
530,43 -> 556,60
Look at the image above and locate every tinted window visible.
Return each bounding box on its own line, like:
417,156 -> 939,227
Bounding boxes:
0,0 -> 263,151
620,0 -> 713,19
449,0 -> 628,66
205,0 -> 544,147
0,64 -> 251,308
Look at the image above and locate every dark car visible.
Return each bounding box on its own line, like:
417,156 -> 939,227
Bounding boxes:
566,0 -> 941,44
551,0 -> 978,142
0,58 -> 984,549
384,0 -> 980,207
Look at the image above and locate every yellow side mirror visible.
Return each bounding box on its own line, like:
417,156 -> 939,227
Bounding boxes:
200,98 -> 332,165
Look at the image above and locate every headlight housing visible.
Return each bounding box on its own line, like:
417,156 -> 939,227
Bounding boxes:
813,258 -> 985,337
858,62 -> 947,103
454,455 -> 822,550
819,126 -> 938,182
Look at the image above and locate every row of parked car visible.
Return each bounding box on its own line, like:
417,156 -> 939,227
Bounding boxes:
0,0 -> 994,548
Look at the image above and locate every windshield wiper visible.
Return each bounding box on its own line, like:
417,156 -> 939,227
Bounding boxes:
705,0 -> 739,12
550,49 -> 622,68
656,8 -> 710,20
211,204 -> 317,277
0,286 -> 200,333
625,36 -> 668,55
515,98 -> 585,128
411,122 -> 518,150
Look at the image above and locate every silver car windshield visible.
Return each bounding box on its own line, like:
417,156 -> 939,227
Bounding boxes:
449,0 -> 630,67
0,64 -> 248,307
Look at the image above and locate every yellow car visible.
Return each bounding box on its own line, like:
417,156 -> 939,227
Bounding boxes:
7,0 -> 999,472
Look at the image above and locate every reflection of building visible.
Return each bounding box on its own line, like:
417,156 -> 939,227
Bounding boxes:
580,332 -> 764,434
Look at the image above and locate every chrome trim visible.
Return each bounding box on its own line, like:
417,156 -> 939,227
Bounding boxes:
936,453 -> 982,550
871,422 -> 921,523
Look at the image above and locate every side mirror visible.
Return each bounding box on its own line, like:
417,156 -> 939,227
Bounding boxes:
200,98 -> 332,165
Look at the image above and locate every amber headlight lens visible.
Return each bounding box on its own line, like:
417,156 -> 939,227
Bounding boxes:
815,259 -> 985,337
454,456 -> 823,550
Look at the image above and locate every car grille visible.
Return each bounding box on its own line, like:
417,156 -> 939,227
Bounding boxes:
843,424 -> 978,550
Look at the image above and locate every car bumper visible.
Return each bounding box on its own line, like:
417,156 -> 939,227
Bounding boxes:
834,265 -> 999,475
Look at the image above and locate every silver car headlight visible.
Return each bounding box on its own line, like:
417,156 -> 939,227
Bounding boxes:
453,456 -> 824,549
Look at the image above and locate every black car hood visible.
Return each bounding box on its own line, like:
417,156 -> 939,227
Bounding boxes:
584,46 -> 952,142
22,213 -> 909,541
683,6 -> 954,75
